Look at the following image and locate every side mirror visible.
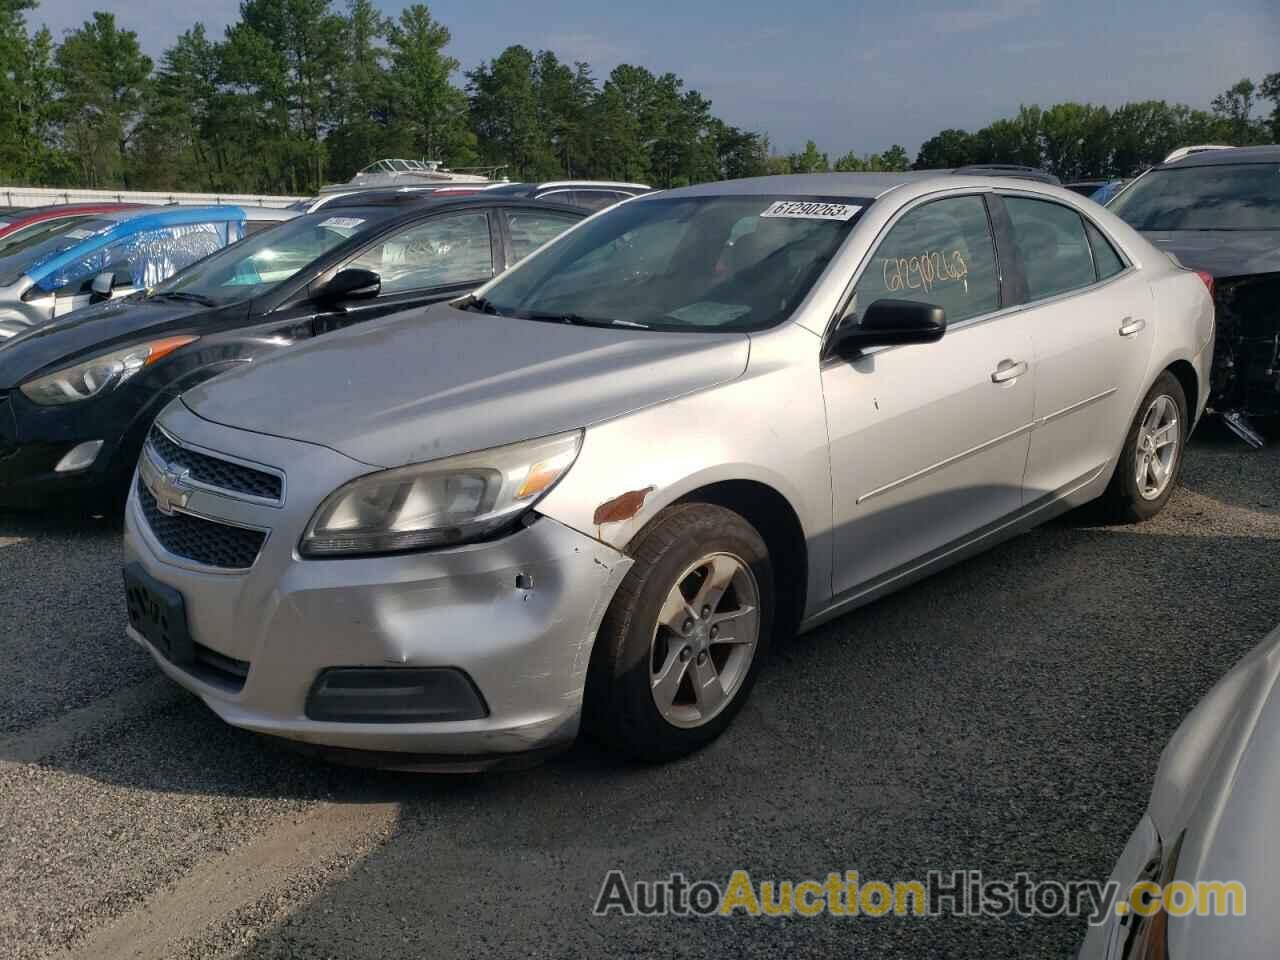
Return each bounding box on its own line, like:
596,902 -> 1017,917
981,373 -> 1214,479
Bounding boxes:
316,268 -> 380,303
91,271 -> 116,300
829,299 -> 947,358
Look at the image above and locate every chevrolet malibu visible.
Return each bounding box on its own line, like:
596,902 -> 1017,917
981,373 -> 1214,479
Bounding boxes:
123,173 -> 1214,767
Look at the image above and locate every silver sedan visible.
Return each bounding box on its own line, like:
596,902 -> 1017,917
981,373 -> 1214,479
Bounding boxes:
121,173 -> 1214,766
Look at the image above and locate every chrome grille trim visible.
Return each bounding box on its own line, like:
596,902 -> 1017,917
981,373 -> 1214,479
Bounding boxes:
146,424 -> 286,507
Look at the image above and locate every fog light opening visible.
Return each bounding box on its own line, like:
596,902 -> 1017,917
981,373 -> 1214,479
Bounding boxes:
305,667 -> 490,723
55,439 -> 105,473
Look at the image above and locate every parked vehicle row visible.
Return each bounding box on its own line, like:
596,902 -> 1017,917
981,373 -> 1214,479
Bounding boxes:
108,172 -> 1213,770
0,205 -> 295,341
0,194 -> 586,508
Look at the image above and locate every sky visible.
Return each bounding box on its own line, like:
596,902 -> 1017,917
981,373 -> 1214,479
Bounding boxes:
27,0 -> 1280,157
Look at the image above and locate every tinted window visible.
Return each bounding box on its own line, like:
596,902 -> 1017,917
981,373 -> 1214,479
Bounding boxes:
570,190 -> 628,211
506,210 -> 580,262
348,212 -> 492,293
853,195 -> 999,325
154,209 -> 393,305
1084,220 -> 1125,280
1108,163 -> 1280,230
1005,197 -> 1096,301
478,195 -> 865,332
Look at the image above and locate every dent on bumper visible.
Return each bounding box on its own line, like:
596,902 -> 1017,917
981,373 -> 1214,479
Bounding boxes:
125,503 -> 633,756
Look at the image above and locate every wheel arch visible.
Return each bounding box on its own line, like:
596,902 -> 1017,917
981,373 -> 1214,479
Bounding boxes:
626,478 -> 810,642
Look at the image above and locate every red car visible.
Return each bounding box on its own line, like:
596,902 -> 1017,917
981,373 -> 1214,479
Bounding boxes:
0,203 -> 147,250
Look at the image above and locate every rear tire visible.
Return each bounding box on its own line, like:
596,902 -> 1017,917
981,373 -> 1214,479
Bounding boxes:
1102,371 -> 1187,523
584,503 -> 773,761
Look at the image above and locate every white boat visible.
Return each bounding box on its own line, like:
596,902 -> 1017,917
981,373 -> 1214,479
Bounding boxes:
318,159 -> 502,195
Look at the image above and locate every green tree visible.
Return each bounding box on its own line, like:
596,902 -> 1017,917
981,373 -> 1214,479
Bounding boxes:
0,3 -> 62,183
790,139 -> 828,173
879,144 -> 910,171
386,4 -> 472,167
1039,102 -> 1112,179
914,128 -> 977,169
55,12 -> 152,187
131,24 -> 222,189
221,0 -> 345,192
468,45 -> 560,179
590,64 -> 657,182
1211,78 -> 1264,144
324,0 -> 390,181
1262,72 -> 1280,141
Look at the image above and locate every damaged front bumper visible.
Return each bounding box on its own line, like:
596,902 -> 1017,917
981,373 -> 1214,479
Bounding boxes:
1210,272 -> 1280,446
121,402 -> 634,763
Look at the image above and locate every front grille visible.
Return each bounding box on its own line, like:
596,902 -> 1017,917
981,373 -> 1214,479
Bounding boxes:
147,427 -> 283,501
190,641 -> 250,693
137,480 -> 267,569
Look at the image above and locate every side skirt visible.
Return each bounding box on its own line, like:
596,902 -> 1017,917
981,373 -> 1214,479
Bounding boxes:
797,463 -> 1109,635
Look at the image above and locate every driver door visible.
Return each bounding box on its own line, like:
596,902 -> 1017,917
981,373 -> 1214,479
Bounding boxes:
821,193 -> 1037,596
281,209 -> 503,337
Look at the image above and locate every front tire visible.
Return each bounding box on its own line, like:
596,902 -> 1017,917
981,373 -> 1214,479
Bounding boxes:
584,503 -> 774,761
1102,371 -> 1187,523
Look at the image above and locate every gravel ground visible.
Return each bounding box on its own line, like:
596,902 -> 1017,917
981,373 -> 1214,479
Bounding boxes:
1,422 -> 1277,959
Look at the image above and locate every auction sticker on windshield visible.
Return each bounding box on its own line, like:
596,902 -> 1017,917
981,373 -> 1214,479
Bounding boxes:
319,217 -> 365,230
761,201 -> 861,221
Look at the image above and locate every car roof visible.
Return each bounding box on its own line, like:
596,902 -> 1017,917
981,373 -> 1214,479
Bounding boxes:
1159,144 -> 1280,168
653,172 -> 1103,207
318,194 -> 586,218
654,172 -> 945,200
0,203 -> 147,230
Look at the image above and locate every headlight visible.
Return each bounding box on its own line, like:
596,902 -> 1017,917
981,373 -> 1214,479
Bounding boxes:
300,431 -> 583,557
19,335 -> 198,405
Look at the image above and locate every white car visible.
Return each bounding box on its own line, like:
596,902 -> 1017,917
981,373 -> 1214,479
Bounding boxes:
1079,623 -> 1280,959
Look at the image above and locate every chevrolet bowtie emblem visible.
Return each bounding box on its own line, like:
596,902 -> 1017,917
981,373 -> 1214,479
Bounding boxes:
149,462 -> 192,515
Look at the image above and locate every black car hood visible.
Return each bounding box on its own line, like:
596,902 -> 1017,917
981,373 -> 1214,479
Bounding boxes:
1141,230 -> 1280,277
0,296 -> 247,387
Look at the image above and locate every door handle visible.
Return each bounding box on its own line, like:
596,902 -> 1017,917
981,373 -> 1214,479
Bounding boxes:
1119,317 -> 1146,337
991,359 -> 1028,383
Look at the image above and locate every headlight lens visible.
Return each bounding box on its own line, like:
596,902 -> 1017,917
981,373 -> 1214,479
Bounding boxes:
19,336 -> 198,405
300,431 -> 582,557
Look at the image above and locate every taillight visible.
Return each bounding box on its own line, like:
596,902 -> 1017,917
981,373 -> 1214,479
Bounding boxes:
1195,271 -> 1214,296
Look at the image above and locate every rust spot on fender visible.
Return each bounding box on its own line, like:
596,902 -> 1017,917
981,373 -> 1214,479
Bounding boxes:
593,486 -> 656,526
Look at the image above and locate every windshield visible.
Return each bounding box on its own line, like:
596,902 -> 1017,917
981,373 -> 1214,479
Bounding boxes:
474,195 -> 866,331
1109,163 -> 1280,230
0,218 -> 114,287
0,216 -> 104,256
152,209 -> 394,305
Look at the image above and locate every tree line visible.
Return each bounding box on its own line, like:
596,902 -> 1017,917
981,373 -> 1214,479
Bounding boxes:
0,0 -> 1276,195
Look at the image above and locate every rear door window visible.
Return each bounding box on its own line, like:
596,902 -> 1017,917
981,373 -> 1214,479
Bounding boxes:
506,210 -> 580,262
1004,197 -> 1097,301
853,195 -> 1000,325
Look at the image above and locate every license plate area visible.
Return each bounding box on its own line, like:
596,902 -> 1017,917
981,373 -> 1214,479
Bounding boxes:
124,562 -> 195,667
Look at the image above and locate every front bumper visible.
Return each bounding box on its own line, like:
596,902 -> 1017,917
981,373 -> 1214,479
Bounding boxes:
0,383 -> 172,508
123,405 -> 632,759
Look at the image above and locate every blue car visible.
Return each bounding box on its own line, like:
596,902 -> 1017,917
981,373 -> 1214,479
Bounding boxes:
0,206 -> 255,341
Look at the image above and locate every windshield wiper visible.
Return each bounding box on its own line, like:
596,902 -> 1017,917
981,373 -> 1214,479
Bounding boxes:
456,293 -> 500,314
522,311 -> 649,329
152,290 -> 216,306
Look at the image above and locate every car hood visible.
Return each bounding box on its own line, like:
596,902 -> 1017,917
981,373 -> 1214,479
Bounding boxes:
0,296 -> 243,387
1148,624 -> 1280,958
1140,229 -> 1280,277
181,301 -> 751,468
